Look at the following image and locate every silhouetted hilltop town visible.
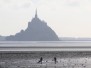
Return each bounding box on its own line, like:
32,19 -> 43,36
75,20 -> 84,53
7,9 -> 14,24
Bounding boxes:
1,11 -> 91,41
5,10 -> 59,41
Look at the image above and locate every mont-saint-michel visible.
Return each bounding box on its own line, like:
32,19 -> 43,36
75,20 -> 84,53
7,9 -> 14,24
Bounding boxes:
4,10 -> 59,41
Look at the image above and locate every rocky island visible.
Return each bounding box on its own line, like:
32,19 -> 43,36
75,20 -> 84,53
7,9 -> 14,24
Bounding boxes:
6,11 -> 59,41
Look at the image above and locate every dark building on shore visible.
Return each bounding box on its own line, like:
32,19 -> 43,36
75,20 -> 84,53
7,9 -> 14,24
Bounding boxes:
6,10 -> 59,41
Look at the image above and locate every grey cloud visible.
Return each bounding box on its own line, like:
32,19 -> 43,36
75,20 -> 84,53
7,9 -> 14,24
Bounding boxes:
65,0 -> 80,7
2,0 -> 11,3
21,3 -> 31,8
65,1 -> 80,7
0,0 -> 32,10
31,0 -> 42,4
31,0 -> 39,3
15,2 -> 31,9
69,2 -> 79,6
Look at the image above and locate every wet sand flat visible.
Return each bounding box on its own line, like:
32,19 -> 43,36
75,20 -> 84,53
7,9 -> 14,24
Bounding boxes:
0,51 -> 91,68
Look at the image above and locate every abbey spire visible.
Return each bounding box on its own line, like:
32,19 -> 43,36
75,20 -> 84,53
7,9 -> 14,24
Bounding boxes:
35,9 -> 38,18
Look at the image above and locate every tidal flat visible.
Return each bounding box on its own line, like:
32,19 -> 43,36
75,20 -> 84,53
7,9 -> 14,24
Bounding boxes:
0,51 -> 91,68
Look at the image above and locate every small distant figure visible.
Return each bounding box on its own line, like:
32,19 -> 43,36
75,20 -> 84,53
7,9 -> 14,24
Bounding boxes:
37,57 -> 43,64
54,57 -> 57,64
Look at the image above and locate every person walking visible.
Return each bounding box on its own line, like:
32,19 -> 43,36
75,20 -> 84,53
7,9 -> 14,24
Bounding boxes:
54,57 -> 57,64
37,57 -> 43,64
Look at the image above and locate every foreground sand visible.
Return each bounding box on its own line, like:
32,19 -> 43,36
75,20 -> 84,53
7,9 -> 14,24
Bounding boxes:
0,51 -> 91,68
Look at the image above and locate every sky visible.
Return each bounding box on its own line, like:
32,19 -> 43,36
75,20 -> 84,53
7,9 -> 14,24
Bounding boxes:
0,0 -> 91,37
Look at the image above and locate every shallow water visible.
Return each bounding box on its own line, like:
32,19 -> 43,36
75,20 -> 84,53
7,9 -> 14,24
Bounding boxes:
0,41 -> 91,51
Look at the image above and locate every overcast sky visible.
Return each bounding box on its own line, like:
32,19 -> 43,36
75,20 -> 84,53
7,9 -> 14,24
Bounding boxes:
0,0 -> 91,37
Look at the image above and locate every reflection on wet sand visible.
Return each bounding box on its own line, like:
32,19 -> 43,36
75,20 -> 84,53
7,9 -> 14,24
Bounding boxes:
0,51 -> 91,68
